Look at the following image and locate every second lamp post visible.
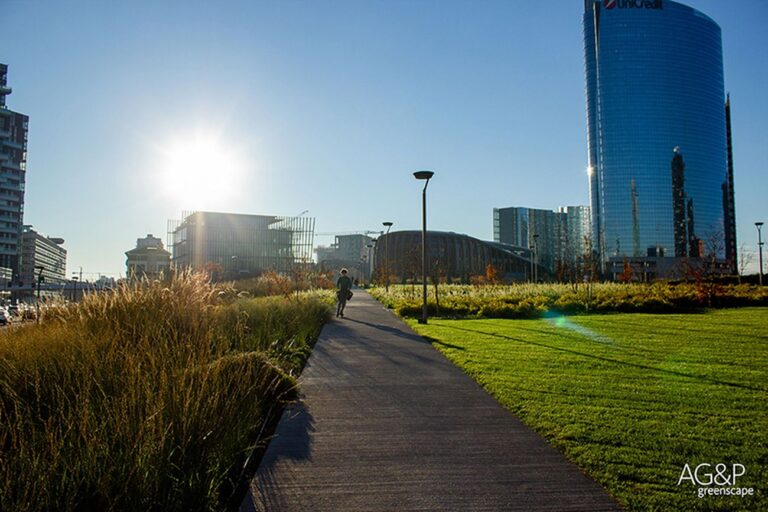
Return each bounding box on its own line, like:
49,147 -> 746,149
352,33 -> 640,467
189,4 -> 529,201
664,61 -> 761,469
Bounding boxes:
413,170 -> 434,324
383,221 -> 393,291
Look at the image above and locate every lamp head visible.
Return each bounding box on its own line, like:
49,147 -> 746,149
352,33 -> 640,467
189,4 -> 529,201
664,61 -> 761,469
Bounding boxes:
756,222 -> 764,227
383,221 -> 393,227
413,170 -> 434,180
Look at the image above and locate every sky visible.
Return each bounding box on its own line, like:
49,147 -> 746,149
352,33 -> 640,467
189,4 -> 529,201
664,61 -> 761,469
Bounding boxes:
1,0 -> 767,278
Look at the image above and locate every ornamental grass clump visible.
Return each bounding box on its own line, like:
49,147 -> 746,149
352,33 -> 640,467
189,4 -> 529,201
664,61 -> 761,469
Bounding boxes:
0,273 -> 331,512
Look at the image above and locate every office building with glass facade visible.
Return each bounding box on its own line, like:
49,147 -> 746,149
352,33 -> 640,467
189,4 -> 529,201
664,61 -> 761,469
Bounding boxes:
583,0 -> 733,273
494,205 -> 591,279
0,64 -> 28,278
17,226 -> 67,300
168,211 -> 315,276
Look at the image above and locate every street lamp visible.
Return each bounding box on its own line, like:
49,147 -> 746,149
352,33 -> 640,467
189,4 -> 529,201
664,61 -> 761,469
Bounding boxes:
383,221 -> 393,291
366,242 -> 374,288
529,245 -> 535,283
757,222 -> 764,286
413,170 -> 434,324
72,275 -> 79,303
35,265 -> 44,323
360,255 -> 367,287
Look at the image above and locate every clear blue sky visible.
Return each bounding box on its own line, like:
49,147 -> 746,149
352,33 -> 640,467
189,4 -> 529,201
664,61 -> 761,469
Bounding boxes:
2,0 -> 766,278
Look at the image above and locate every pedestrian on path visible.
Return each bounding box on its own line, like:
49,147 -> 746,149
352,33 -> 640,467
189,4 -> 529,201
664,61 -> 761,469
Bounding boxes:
336,268 -> 352,318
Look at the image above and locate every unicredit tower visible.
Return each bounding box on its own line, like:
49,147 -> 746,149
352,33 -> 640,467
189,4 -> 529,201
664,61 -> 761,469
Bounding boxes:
583,0 -> 736,274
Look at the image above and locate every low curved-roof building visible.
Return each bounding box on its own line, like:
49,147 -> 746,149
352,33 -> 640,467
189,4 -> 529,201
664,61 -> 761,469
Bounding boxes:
373,230 -> 536,283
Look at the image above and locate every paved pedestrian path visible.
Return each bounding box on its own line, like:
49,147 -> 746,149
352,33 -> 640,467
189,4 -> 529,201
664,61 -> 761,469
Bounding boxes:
240,292 -> 620,511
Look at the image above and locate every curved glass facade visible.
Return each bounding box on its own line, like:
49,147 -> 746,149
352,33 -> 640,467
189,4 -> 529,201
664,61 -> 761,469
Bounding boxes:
584,0 -> 727,263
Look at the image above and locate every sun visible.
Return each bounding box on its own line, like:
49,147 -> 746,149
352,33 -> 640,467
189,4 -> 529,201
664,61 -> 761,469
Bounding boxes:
161,132 -> 243,208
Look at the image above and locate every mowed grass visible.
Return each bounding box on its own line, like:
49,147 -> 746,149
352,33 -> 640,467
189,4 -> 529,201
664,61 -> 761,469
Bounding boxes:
408,308 -> 768,511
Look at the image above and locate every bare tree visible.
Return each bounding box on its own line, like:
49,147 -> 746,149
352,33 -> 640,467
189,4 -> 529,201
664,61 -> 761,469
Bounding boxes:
738,243 -> 755,283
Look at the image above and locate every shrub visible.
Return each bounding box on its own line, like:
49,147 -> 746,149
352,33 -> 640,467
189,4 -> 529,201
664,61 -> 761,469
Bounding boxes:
370,282 -> 768,319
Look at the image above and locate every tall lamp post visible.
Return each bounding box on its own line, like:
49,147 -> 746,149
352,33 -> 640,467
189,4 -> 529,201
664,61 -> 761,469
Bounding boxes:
35,265 -> 44,323
413,170 -> 434,324
72,276 -> 79,303
529,245 -> 535,283
383,222 -> 393,291
757,222 -> 764,286
367,241 -> 374,287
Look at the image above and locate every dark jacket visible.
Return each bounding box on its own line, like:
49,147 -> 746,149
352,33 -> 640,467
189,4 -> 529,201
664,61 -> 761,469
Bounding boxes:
337,275 -> 352,292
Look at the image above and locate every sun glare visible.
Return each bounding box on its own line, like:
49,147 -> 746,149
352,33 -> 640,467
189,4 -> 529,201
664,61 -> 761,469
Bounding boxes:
161,133 -> 243,208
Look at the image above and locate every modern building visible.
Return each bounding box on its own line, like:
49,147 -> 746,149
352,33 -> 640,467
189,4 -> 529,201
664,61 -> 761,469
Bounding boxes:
125,234 -> 171,280
315,234 -> 374,281
0,64 -> 28,278
19,226 -> 67,299
584,0 -> 734,274
0,266 -> 12,302
559,205 -> 592,267
494,206 -> 590,279
375,230 -> 535,283
168,211 -> 315,276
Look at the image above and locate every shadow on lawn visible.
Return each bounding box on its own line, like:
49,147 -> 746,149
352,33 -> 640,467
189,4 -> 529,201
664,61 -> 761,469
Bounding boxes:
436,323 -> 764,392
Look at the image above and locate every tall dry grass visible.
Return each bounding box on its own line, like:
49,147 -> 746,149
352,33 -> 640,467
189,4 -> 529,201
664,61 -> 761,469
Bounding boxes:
0,273 -> 332,511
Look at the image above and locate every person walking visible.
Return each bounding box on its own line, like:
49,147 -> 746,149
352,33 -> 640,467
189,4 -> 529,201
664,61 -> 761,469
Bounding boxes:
336,268 -> 353,318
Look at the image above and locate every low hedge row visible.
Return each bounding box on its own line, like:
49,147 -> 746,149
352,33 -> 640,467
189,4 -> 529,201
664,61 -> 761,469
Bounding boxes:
371,283 -> 768,319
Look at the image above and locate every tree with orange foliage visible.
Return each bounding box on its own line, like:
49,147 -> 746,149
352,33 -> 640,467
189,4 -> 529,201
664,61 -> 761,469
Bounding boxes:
485,263 -> 499,286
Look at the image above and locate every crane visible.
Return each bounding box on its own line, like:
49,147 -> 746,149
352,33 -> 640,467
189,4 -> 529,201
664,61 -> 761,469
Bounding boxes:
315,230 -> 383,237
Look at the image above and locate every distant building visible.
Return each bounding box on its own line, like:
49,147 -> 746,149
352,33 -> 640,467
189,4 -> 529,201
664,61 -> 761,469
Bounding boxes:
0,266 -> 11,302
95,275 -> 117,290
0,64 -> 28,278
375,230 -> 534,283
168,211 -> 315,276
559,205 -> 592,268
315,234 -> 374,281
18,226 -> 67,300
494,206 -> 590,279
125,234 -> 171,280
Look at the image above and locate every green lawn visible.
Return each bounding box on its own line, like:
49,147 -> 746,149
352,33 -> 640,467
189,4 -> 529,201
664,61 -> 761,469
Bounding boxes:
408,308 -> 768,511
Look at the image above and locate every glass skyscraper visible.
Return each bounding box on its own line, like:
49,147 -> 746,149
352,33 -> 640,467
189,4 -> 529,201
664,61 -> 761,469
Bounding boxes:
0,64 -> 28,278
583,0 -> 731,268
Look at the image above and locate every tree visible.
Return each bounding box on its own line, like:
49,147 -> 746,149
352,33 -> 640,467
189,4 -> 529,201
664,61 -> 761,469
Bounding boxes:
738,243 -> 754,283
485,263 -> 499,286
431,258 -> 447,316
619,258 -> 633,283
